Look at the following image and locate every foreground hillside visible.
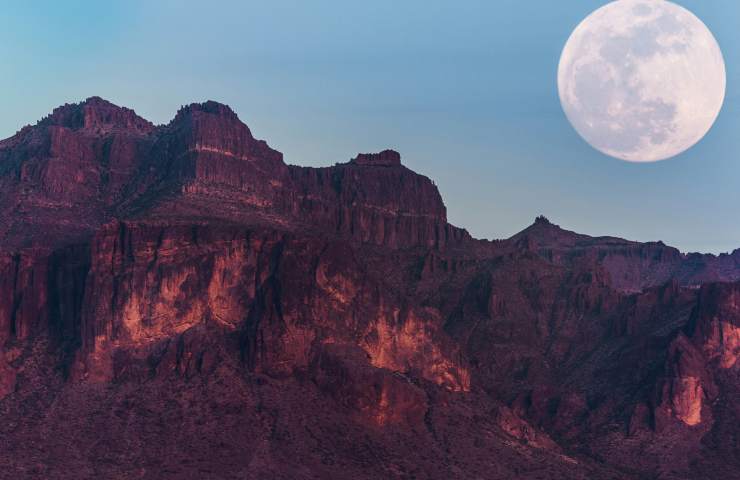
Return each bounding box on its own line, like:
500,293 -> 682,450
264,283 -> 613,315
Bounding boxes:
0,98 -> 737,479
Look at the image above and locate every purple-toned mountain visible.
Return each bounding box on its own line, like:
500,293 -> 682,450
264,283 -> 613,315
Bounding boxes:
510,215 -> 740,291
0,98 -> 737,479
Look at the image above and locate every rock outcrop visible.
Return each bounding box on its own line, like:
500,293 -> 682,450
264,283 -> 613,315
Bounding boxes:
0,98 -> 737,479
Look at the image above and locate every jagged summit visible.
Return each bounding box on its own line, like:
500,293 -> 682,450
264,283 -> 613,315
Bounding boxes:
38,96 -> 153,134
511,215 -> 585,244
0,98 -> 459,250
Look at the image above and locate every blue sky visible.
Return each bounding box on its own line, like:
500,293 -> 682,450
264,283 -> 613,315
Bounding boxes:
2,1 -> 739,253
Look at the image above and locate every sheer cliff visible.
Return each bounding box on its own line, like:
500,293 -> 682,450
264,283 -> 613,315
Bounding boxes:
0,98 -> 737,480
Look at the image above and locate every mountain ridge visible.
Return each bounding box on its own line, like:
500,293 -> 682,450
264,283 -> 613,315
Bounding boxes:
0,98 -> 738,479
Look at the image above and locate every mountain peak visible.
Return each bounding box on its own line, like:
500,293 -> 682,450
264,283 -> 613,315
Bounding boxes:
171,100 -> 242,125
350,149 -> 402,167
524,215 -> 566,235
39,97 -> 153,133
164,100 -> 284,168
509,215 -> 587,251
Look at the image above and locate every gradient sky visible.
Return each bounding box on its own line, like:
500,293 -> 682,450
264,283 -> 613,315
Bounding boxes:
2,1 -> 738,253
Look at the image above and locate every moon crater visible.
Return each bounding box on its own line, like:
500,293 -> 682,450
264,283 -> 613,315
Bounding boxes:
558,0 -> 726,162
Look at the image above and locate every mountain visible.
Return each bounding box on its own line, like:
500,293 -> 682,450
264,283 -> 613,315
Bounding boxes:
0,98 -> 737,479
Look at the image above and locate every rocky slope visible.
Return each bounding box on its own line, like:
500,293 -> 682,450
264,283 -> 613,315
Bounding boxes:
0,98 -> 738,479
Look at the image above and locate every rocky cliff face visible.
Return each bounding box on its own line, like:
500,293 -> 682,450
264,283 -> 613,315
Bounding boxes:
0,98 -> 153,249
0,98 -> 737,479
286,153 -> 466,249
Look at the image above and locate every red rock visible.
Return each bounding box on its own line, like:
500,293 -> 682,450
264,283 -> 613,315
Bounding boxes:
690,282 -> 740,369
350,149 -> 402,167
0,98 -> 738,478
312,342 -> 428,427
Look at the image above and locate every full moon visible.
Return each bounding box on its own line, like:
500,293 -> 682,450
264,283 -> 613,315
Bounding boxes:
558,0 -> 726,162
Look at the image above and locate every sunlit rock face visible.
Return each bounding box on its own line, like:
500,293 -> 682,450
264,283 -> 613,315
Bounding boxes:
0,98 -> 740,478
362,307 -> 470,392
558,0 -> 726,162
657,335 -> 713,427
691,283 -> 740,369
